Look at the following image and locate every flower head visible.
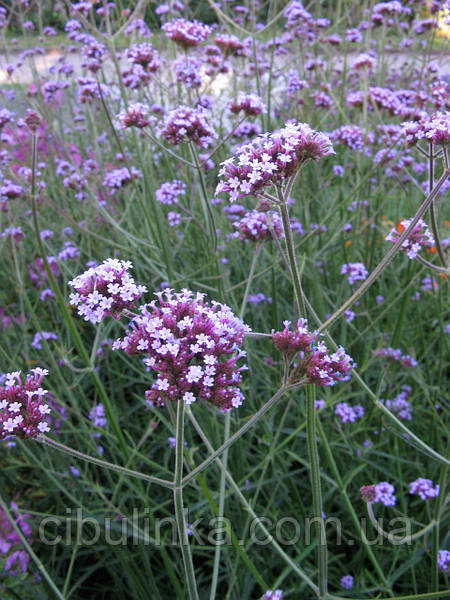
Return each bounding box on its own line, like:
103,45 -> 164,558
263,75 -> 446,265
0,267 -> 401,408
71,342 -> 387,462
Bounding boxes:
340,575 -> 354,589
0,502 -> 32,575
0,368 -> 51,440
409,478 -> 439,500
112,289 -> 251,411
233,210 -> 283,242
385,218 -> 435,259
438,549 -> 450,572
374,481 -> 396,506
216,122 -> 334,202
159,105 -> 217,149
272,319 -> 355,386
69,258 -> 147,324
162,18 -> 211,48
340,262 -> 368,285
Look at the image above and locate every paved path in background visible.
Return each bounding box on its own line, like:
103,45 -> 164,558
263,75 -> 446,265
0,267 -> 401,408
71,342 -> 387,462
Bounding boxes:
0,48 -> 449,87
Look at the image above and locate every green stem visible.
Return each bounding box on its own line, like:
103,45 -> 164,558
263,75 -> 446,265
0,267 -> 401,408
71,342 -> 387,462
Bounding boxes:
306,385 -> 327,599
187,410 -> 319,596
37,436 -> 173,489
366,503 -> 439,543
279,192 -> 307,316
0,492 -> 65,600
173,399 -> 199,600
182,385 -> 288,485
427,144 -> 447,268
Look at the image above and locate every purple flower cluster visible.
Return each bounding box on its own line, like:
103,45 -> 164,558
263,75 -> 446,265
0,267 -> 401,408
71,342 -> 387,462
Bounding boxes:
173,56 -> 203,88
216,122 -> 334,202
272,319 -> 355,386
334,402 -> 364,424
331,125 -> 375,153
438,550 -> 449,572
162,18 -> 211,48
112,289 -> 251,411
374,481 -> 396,506
353,52 -> 377,71
374,347 -> 418,368
103,167 -> 142,193
409,478 -> 439,500
385,386 -> 413,420
0,368 -> 51,440
340,262 -> 368,285
69,259 -> 147,324
215,33 -> 244,56
126,43 -> 160,72
159,106 -> 217,149
261,591 -> 283,600
116,103 -> 151,129
229,92 -> 267,117
156,180 -> 187,205
233,210 -> 283,242
402,112 -> 450,146
340,575 -> 354,589
0,502 -> 32,574
385,218 -> 435,259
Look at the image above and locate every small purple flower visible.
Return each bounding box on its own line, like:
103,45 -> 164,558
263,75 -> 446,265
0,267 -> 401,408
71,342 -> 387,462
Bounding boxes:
340,575 -> 354,589
159,106 -> 217,149
229,92 -> 267,117
162,18 -> 211,48
69,258 -> 147,324
438,549 -> 450,572
341,262 -> 368,285
261,591 -> 283,600
116,102 -> 151,129
0,368 -> 51,439
31,331 -> 58,350
156,180 -> 186,205
409,478 -> 439,500
233,210 -> 283,243
89,403 -> 107,428
272,319 -> 355,387
385,219 -> 435,260
374,482 -> 396,506
335,402 -> 364,424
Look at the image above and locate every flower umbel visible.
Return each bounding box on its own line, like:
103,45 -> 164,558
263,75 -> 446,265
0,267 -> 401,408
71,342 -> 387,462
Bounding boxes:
216,121 -> 334,202
112,289 -> 251,411
0,368 -> 51,440
69,258 -> 147,324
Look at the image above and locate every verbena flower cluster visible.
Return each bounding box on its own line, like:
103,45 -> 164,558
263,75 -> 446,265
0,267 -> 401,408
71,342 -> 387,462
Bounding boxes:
0,368 -> 51,440
340,575 -> 354,590
159,105 -> 217,149
374,482 -> 396,506
156,180 -> 187,205
402,112 -> 450,147
0,502 -> 32,574
215,122 -> 334,202
261,591 -> 283,600
233,210 -> 283,242
409,478 -> 440,500
229,92 -> 267,116
438,550 -> 450,572
385,218 -> 435,259
162,18 -> 212,48
373,347 -> 418,368
272,319 -> 355,386
335,402 -> 364,424
69,259 -> 147,324
340,262 -> 369,285
112,289 -> 251,411
116,102 -> 151,129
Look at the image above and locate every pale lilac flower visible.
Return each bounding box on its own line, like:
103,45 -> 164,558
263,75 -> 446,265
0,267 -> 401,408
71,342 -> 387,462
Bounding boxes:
341,575 -> 354,589
341,262 -> 368,285
409,478 -> 439,500
103,167 -> 142,193
229,92 -> 267,117
116,103 -> 151,129
162,18 -> 211,48
335,402 -> 364,424
156,180 -> 186,205
262,591 -> 283,600
385,218 -> 435,259
89,403 -> 107,428
126,43 -> 159,72
233,210 -> 283,242
31,331 -> 58,350
374,482 -> 396,506
0,369 -> 51,439
0,502 -> 32,574
438,549 -> 450,572
69,258 -> 147,324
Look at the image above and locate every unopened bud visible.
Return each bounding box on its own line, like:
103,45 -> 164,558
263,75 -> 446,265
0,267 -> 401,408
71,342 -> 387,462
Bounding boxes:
24,110 -> 42,133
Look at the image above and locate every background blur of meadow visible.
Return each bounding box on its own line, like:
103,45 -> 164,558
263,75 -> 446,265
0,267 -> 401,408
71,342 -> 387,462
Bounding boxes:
0,0 -> 449,599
